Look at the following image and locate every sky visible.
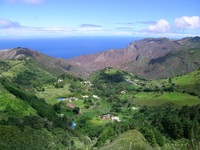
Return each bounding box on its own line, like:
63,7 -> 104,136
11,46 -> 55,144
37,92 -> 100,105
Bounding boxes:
0,0 -> 200,38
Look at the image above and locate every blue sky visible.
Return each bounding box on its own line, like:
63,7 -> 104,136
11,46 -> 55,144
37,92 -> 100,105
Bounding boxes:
0,0 -> 200,38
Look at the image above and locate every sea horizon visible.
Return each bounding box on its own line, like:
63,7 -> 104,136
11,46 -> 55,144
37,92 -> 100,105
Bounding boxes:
0,36 -> 142,59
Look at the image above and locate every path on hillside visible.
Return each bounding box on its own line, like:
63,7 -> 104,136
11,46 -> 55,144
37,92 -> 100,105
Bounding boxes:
0,61 -> 23,76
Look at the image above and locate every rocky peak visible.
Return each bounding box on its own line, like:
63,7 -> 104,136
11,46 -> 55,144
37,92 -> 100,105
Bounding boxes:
14,47 -> 40,57
0,47 -> 41,61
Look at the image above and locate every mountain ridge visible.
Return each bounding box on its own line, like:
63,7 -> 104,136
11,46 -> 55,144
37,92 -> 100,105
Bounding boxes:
1,36 -> 200,79
70,36 -> 200,79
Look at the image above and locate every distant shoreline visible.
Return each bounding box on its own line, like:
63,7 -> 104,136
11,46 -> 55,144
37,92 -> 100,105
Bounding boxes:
0,36 -> 141,59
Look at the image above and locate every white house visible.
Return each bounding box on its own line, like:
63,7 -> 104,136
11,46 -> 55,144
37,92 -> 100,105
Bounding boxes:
111,116 -> 120,122
93,95 -> 100,99
83,95 -> 89,98
57,79 -> 63,83
120,91 -> 126,94
132,107 -> 138,110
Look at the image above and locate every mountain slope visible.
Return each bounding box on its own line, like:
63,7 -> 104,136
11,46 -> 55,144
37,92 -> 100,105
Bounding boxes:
0,47 -> 90,78
132,47 -> 200,79
0,82 -> 37,120
70,37 -> 200,79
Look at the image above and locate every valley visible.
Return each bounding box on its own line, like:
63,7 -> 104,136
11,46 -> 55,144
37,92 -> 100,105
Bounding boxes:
0,37 -> 200,149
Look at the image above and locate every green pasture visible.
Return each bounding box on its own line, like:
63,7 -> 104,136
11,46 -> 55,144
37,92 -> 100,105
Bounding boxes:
36,84 -> 70,104
88,118 -> 110,126
71,100 -> 84,108
172,70 -> 200,85
134,92 -> 200,106
104,68 -> 118,74
1,60 -> 26,78
155,70 -> 200,86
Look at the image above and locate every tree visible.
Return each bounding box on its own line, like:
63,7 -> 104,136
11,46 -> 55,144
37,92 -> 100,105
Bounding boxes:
140,126 -> 156,146
53,103 -> 61,113
153,128 -> 164,146
168,78 -> 172,84
96,125 -> 115,147
73,107 -> 80,114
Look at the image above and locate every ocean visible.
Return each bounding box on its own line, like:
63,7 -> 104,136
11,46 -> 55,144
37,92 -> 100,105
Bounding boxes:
0,36 -> 141,59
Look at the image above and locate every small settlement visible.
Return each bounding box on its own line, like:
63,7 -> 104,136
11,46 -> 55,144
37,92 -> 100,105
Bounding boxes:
101,114 -> 120,122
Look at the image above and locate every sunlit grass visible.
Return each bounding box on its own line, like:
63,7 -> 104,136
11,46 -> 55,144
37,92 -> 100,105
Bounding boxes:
134,92 -> 200,106
36,84 -> 70,104
173,70 -> 200,85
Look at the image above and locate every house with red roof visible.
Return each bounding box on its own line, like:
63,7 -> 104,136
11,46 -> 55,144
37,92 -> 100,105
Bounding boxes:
68,103 -> 74,108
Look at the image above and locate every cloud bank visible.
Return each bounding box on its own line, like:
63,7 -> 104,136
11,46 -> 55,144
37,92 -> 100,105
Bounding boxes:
0,18 -> 21,28
140,16 -> 200,37
0,16 -> 200,38
80,24 -> 102,28
6,0 -> 44,4
174,16 -> 200,29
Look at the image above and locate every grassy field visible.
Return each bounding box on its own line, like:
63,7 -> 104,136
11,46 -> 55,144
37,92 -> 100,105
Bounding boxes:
36,84 -> 70,104
88,118 -> 110,126
104,68 -> 118,74
71,100 -> 84,108
172,70 -> 200,85
134,92 -> 200,106
1,60 -> 26,78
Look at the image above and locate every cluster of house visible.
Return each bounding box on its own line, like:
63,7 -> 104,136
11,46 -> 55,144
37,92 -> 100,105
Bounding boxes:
57,97 -> 78,102
57,94 -> 100,102
81,81 -> 92,86
101,114 -> 120,122
82,95 -> 100,99
57,94 -> 100,109
57,97 -> 77,109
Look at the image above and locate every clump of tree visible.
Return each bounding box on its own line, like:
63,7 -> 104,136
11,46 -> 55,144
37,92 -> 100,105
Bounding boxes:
133,104 -> 200,149
99,71 -> 124,83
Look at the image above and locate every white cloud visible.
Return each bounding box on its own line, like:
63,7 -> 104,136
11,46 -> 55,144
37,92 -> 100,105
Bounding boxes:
80,24 -> 102,28
6,0 -> 44,4
0,25 -> 134,38
174,16 -> 200,29
0,18 -> 21,28
148,19 -> 170,33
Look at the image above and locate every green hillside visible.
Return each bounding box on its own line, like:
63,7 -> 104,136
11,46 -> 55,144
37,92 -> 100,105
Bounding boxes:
0,126 -> 66,150
99,130 -> 153,150
0,58 -> 56,91
0,83 -> 37,120
173,69 -> 200,96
